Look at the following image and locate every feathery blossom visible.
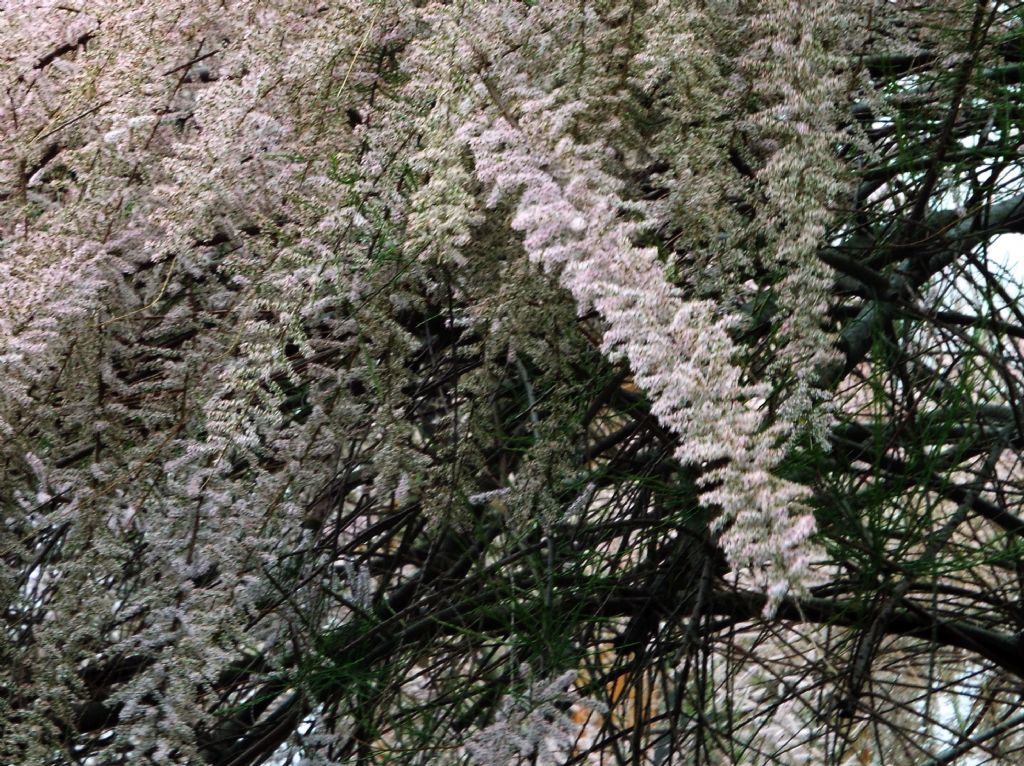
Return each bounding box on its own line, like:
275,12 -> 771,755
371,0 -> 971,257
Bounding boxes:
418,0 -> 868,603
465,667 -> 604,766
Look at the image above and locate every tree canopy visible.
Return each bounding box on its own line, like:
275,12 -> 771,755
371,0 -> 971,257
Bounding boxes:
2,1 -> 1024,764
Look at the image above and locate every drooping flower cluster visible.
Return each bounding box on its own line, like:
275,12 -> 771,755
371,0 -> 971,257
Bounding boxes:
403,0 -> 873,602
465,667 -> 604,766
1,1 -> 412,759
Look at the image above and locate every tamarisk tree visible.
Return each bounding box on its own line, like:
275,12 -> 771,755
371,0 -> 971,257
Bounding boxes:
2,1 -> 1024,763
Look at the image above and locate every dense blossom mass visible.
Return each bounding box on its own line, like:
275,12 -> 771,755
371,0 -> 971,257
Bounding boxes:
2,1 -> 1024,764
